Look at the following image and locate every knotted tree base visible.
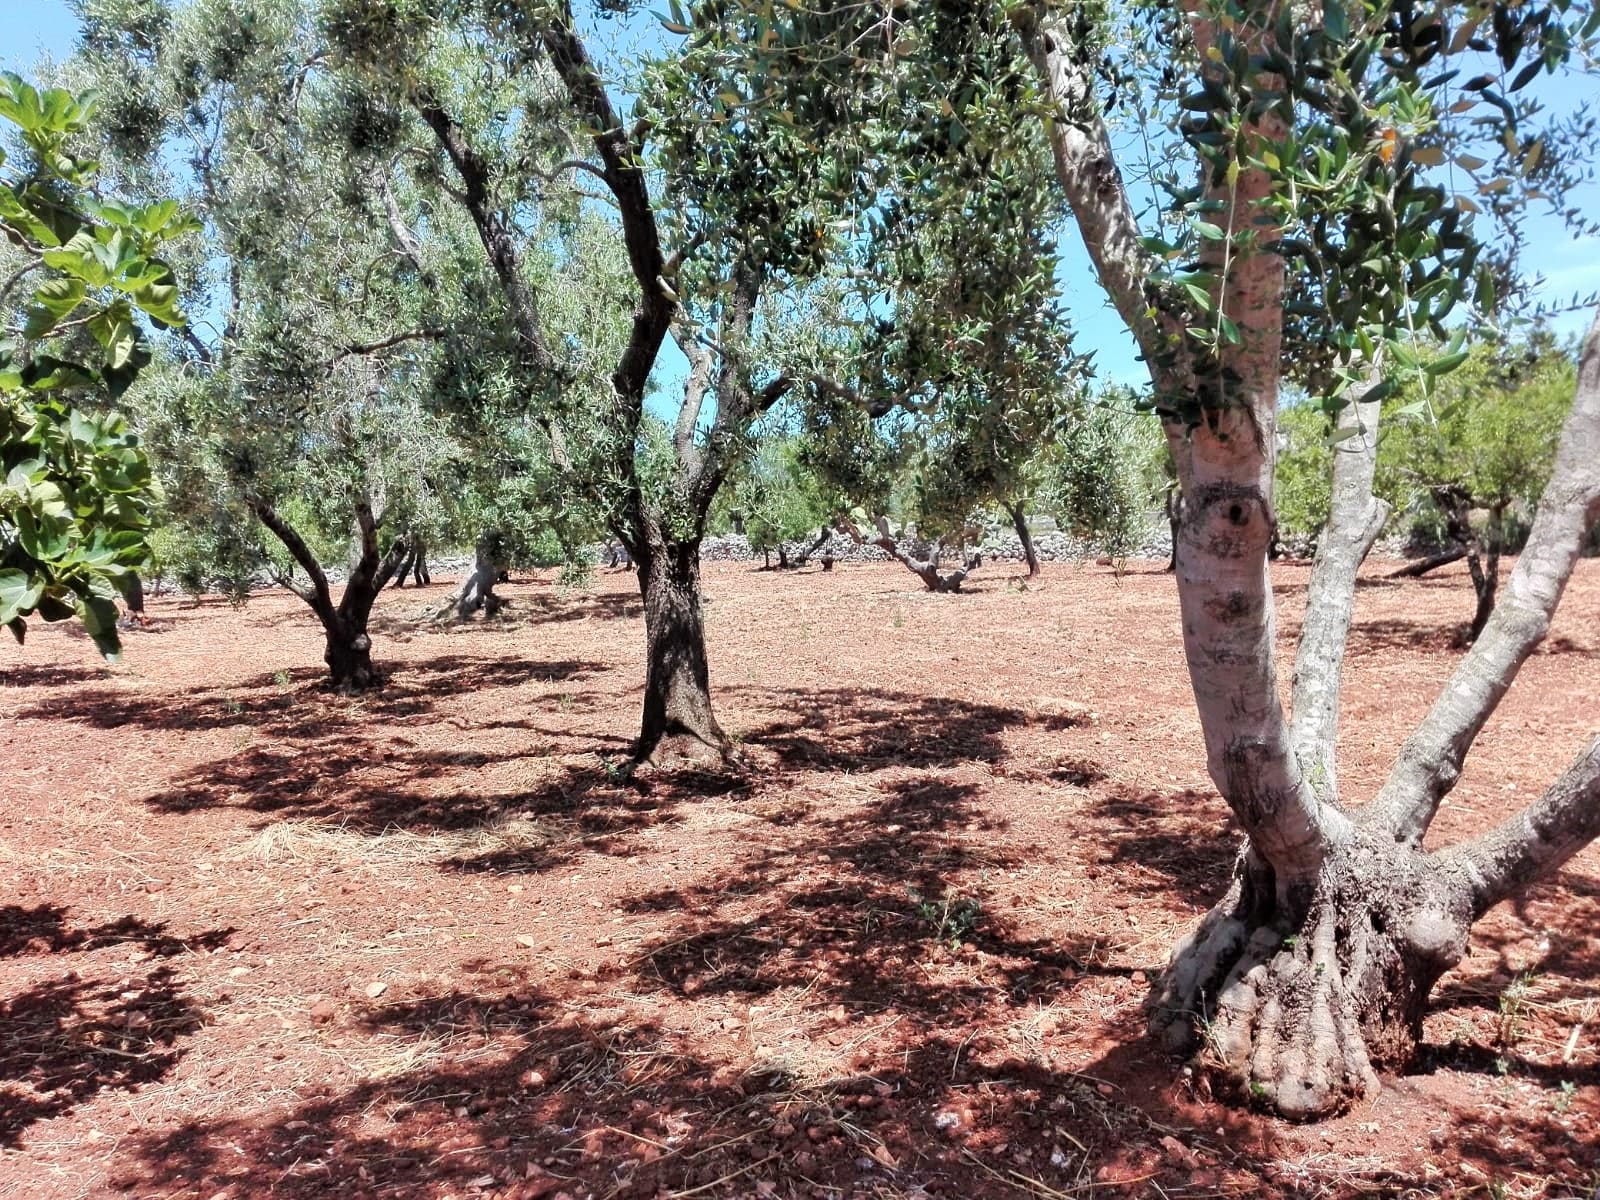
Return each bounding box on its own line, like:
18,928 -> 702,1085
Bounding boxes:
1147,831 -> 1474,1119
325,632 -> 381,694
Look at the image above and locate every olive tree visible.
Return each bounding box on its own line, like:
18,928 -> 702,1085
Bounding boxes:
740,0 -> 1600,1118
1378,334 -> 1577,639
69,0 -> 503,689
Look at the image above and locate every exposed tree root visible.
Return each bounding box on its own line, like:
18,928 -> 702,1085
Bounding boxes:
625,729 -> 740,778
1148,836 -> 1472,1119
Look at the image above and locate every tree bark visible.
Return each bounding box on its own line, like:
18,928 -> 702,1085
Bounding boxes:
633,537 -> 733,770
252,496 -> 406,693
1387,547 -> 1467,578
1006,501 -> 1041,577
433,534 -> 505,622
1289,387 -> 1390,805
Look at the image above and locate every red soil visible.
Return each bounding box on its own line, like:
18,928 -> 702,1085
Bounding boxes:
1,557 -> 1596,1199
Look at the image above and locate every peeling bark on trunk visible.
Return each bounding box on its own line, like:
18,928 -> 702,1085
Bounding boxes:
634,538 -> 732,770
1006,501 -> 1040,577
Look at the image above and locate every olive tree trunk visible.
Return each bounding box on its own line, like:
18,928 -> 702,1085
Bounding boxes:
1005,501 -> 1041,577
1150,317 -> 1600,1119
252,496 -> 408,693
633,536 -> 733,769
1025,3 -> 1600,1120
839,515 -> 980,592
432,533 -> 505,622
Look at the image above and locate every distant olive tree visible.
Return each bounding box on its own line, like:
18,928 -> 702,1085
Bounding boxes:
1378,334 -> 1576,639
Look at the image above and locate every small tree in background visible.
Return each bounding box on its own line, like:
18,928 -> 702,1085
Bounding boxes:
0,72 -> 192,657
1040,390 -> 1167,564
728,435 -> 838,570
1272,401 -> 1335,555
1378,334 -> 1576,640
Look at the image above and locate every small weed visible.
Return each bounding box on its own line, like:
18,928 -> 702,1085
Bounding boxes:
1553,1080 -> 1577,1113
1496,969 -> 1538,1051
907,885 -> 982,948
557,693 -> 574,713
273,670 -> 291,688
1248,1080 -> 1269,1100
891,608 -> 905,629
222,694 -> 244,717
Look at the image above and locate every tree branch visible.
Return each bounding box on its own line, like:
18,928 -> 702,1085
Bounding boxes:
413,92 -> 557,376
1444,734 -> 1600,918
1012,7 -> 1176,377
181,326 -> 215,365
1367,309 -> 1600,844
325,327 -> 448,369
1289,379 -> 1390,804
251,499 -> 334,621
672,319 -> 715,462
539,1 -> 673,405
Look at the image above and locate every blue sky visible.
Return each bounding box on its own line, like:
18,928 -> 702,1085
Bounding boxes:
5,0 -> 1596,390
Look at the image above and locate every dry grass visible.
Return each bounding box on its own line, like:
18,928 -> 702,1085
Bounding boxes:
226,814 -> 556,867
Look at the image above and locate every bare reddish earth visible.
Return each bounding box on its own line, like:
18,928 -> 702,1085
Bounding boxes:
0,557 -> 1595,1200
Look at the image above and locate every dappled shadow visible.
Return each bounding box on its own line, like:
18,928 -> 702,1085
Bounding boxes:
736,685 -> 1067,772
112,961 -> 1233,1200
17,657 -> 613,738
1,924 -> 225,1147
621,774 -> 1122,1036
1088,784 -> 1240,910
369,588 -> 642,640
1349,616 -> 1472,655
0,905 -> 233,960
0,663 -> 111,688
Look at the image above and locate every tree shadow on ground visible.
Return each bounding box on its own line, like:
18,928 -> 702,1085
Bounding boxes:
1348,616 -> 1473,655
733,685 -> 1073,772
1,912 -> 231,1148
0,905 -> 233,960
14,657 -> 613,738
0,663 -> 112,688
369,589 -> 642,641
611,774 -> 1133,1059
104,925 -> 1599,1198
1087,784 -> 1240,910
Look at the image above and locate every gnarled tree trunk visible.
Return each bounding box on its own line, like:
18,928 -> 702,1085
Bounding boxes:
634,536 -> 733,770
839,515 -> 980,592
252,495 -> 408,694
1025,0 -> 1600,1118
1150,318 -> 1600,1119
433,533 -> 505,622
